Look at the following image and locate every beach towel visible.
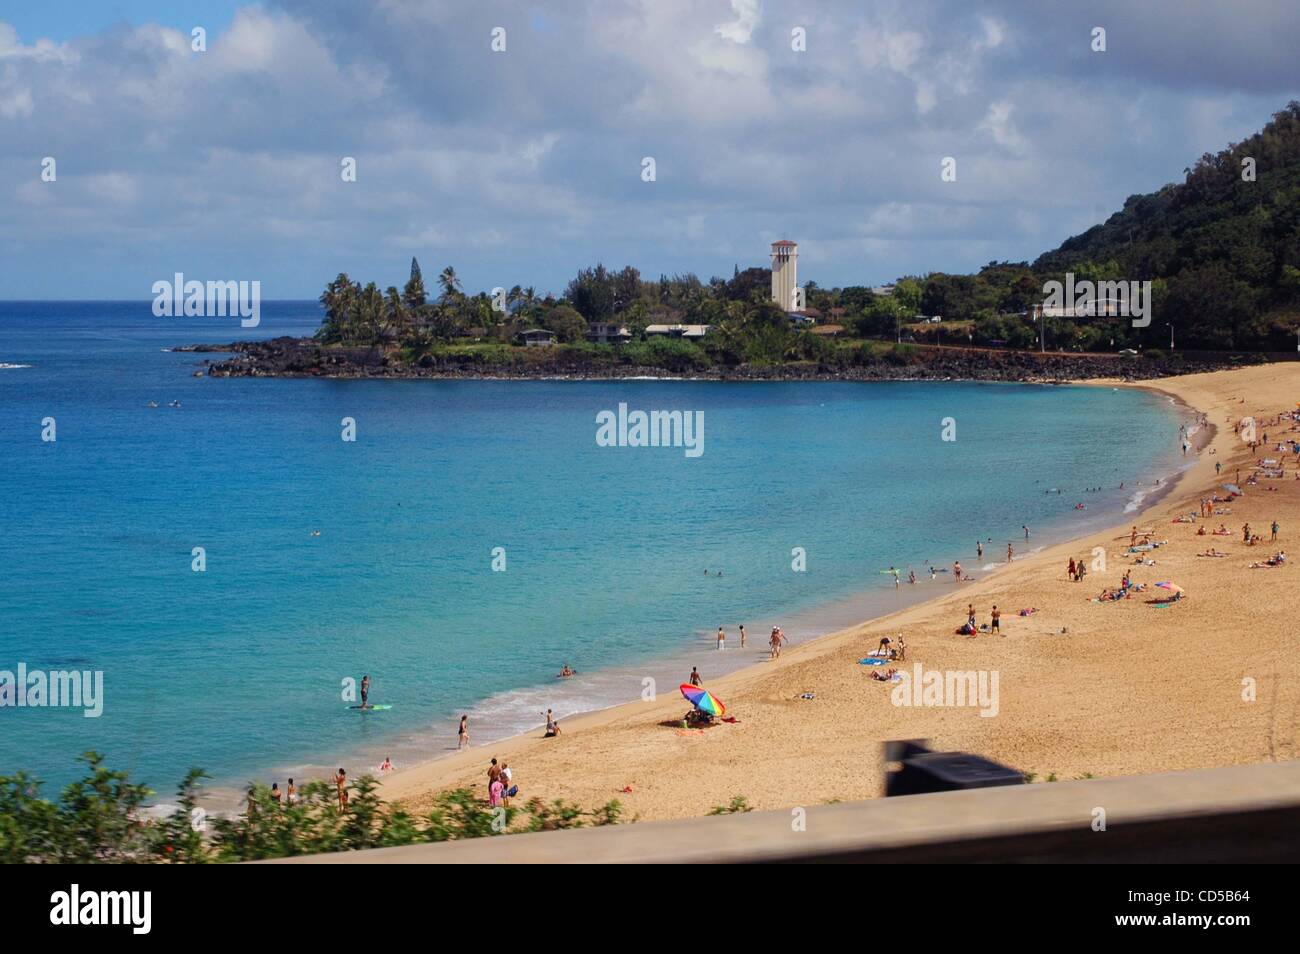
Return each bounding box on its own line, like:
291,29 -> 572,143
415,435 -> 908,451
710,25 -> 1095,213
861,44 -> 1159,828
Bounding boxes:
859,657 -> 889,666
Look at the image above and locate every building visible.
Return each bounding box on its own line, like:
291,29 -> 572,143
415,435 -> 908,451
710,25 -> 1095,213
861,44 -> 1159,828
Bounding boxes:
519,328 -> 557,347
644,324 -> 711,339
770,240 -> 798,311
586,322 -> 632,344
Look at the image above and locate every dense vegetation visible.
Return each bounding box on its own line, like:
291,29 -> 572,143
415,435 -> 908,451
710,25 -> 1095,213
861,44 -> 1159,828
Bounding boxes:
313,103 -> 1300,364
1030,101 -> 1300,350
316,258 -> 845,367
0,753 -> 621,863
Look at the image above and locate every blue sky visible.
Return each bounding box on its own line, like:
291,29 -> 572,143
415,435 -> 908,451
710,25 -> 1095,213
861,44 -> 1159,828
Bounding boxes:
2,1 -> 1298,299
2,1 -> 243,43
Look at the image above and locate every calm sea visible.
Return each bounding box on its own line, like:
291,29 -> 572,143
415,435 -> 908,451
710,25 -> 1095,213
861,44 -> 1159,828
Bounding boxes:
0,302 -> 1189,799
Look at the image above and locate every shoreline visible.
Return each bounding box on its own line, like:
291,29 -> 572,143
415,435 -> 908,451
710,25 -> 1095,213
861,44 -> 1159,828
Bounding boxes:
189,379 -> 1192,813
184,336 -> 1270,384
376,365 -> 1297,821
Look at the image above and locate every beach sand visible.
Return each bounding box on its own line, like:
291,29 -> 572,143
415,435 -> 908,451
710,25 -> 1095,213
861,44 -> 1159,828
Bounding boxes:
380,363 -> 1300,823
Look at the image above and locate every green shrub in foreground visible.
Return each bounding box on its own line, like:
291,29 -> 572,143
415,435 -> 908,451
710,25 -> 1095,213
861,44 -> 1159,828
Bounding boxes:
0,751 -> 622,864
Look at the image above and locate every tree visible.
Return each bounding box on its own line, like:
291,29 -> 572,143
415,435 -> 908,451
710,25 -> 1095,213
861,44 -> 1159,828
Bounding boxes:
385,286 -> 410,343
403,258 -> 428,312
438,266 -> 462,302
542,304 -> 588,342
317,273 -> 359,344
567,265 -> 616,322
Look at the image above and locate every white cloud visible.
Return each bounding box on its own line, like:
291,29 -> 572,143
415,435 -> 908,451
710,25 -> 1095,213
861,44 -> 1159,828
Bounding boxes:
715,0 -> 761,45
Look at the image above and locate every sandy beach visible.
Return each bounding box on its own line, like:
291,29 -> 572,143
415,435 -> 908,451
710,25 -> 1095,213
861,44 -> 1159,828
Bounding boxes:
380,363 -> 1300,823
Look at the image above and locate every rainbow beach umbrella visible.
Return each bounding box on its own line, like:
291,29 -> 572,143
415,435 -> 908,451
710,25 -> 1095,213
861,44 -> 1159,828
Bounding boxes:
679,683 -> 726,717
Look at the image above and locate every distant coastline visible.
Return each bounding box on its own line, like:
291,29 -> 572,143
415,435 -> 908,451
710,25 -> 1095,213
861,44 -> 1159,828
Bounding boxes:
179,336 -> 1267,383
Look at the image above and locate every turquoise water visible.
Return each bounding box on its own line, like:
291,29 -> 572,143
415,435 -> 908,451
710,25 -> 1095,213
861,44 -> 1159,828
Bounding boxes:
0,302 -> 1190,797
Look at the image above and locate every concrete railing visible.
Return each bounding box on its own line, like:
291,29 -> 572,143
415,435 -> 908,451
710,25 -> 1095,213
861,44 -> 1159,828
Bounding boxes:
266,759 -> 1300,864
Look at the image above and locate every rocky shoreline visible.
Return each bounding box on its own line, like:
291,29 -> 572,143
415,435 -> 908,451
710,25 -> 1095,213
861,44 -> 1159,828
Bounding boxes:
180,336 -> 1262,383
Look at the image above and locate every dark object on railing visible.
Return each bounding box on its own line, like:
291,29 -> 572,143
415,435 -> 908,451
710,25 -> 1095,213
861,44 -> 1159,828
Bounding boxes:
885,739 -> 1023,797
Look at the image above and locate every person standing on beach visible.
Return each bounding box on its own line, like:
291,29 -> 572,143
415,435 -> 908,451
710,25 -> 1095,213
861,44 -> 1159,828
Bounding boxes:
1271,520 -> 1280,542
739,624 -> 747,648
689,667 -> 702,687
991,605 -> 1002,636
458,714 -> 469,749
487,758 -> 501,802
286,778 -> 296,807
500,762 -> 513,806
717,627 -> 726,651
953,560 -> 962,581
1007,543 -> 1014,562
334,768 -> 349,812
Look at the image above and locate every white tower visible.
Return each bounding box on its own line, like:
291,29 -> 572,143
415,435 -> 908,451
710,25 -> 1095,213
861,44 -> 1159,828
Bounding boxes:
771,240 -> 798,311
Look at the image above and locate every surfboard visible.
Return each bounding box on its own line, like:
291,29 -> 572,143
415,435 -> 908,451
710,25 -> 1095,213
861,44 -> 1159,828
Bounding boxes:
347,704 -> 393,710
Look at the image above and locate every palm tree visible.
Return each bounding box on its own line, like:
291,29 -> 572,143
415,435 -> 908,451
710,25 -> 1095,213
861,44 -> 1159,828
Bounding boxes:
385,286 -> 409,345
438,266 -> 462,302
317,273 -> 358,343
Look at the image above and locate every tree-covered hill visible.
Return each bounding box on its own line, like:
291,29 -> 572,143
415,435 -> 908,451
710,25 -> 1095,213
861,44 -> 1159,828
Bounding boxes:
1032,101 -> 1300,350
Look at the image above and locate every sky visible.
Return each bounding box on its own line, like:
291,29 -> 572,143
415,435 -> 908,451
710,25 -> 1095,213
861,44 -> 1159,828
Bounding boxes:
1,0 -> 1297,299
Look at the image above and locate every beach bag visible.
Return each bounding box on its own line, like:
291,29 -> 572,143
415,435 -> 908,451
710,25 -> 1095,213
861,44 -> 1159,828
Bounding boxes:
506,785 -> 518,798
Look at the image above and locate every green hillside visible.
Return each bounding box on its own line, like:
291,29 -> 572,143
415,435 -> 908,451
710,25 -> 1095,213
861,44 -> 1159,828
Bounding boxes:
1033,101 -> 1300,350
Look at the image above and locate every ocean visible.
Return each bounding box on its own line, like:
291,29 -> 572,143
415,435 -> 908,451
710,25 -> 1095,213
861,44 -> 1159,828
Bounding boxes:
0,301 -> 1190,800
